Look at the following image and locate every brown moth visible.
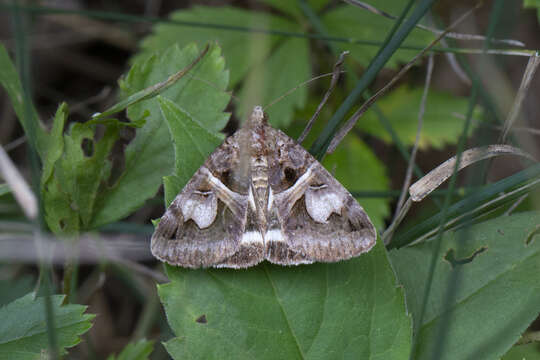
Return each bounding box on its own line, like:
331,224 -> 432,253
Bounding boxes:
151,106 -> 376,268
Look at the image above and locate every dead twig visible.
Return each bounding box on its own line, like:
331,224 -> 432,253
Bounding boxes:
500,52 -> 540,142
385,54 -> 434,245
409,145 -> 535,202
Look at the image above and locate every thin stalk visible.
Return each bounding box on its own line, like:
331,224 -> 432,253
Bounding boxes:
431,3 -> 507,358
410,79 -> 478,360
12,2 -> 58,359
310,0 -> 429,158
384,54 -> 434,245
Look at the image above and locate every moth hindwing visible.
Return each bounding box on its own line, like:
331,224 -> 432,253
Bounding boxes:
151,106 -> 376,268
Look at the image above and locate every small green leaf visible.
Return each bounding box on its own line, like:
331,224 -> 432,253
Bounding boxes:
41,103 -> 68,187
91,43 -> 230,228
502,342 -> 540,360
158,239 -> 411,359
0,292 -> 94,359
359,86 -> 480,149
157,96 -> 223,205
106,339 -> 154,360
390,211 -> 540,360
322,2 -> 433,68
323,136 -> 390,230
0,44 -> 48,157
42,112 -> 119,233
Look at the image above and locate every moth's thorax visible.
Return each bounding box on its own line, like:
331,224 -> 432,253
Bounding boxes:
249,123 -> 271,231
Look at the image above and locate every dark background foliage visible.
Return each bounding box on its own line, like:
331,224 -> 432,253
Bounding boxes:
0,1 -> 539,359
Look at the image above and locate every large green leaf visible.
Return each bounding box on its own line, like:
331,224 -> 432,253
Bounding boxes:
0,292 -> 94,359
158,96 -> 223,205
91,43 -> 230,227
390,211 -> 540,360
158,239 -> 411,359
106,339 -> 154,360
359,85 -> 480,149
321,1 -> 433,68
0,44 -> 48,157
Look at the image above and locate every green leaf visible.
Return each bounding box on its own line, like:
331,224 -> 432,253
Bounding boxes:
524,0 -> 540,23
157,96 -> 223,205
135,7 -> 294,87
42,107 -> 119,233
158,239 -> 411,359
238,37 -> 310,127
93,44 -> 209,122
390,211 -> 540,360
134,6 -> 309,127
323,136 -> 390,230
502,342 -> 540,360
260,0 -> 328,20
0,274 -> 35,306
322,1 -> 433,68
106,339 -> 154,360
90,43 -> 230,228
0,292 -> 94,359
41,103 -> 68,187
359,86 -> 480,149
0,44 -> 48,157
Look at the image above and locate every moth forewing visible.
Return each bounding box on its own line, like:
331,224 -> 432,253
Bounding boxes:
151,106 -> 376,268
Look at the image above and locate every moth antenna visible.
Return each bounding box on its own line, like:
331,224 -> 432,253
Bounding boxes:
297,51 -> 349,144
262,70 -> 347,113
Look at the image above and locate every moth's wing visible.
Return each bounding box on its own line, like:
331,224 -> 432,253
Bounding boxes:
266,128 -> 376,265
151,131 -> 264,269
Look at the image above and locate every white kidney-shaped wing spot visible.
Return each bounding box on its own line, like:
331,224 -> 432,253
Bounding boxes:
305,185 -> 344,223
181,191 -> 218,229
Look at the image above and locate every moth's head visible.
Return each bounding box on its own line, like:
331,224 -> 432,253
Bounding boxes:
248,106 -> 268,126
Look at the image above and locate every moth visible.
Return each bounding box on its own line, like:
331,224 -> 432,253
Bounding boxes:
151,106 -> 376,268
